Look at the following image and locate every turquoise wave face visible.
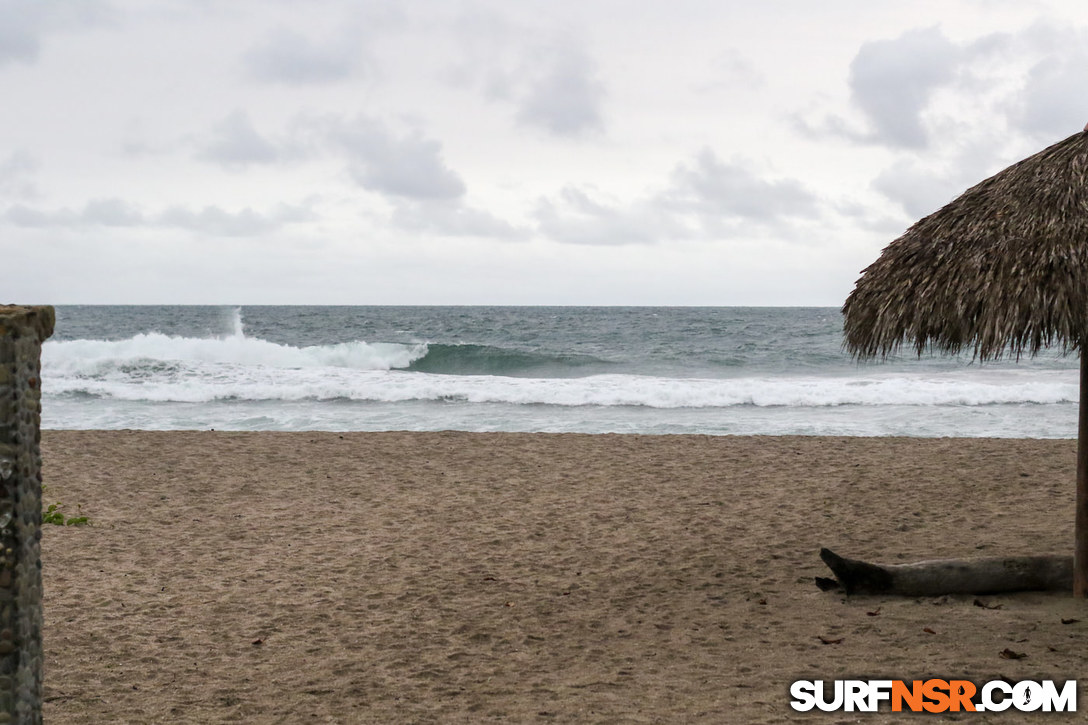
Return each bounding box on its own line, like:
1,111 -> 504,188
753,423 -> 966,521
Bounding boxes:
405,343 -> 613,378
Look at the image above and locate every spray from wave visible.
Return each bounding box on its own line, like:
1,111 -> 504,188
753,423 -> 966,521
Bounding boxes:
45,308 -> 427,375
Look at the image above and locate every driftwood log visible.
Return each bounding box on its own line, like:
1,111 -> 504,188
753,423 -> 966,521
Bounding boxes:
819,548 -> 1072,596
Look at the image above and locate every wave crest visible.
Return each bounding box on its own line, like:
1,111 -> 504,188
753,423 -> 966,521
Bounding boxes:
44,332 -> 427,375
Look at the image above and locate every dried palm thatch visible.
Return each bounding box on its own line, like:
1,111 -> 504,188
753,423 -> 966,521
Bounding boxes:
842,128 -> 1088,598
843,129 -> 1088,360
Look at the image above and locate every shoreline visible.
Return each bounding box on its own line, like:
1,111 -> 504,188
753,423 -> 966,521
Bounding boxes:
40,431 -> 1088,723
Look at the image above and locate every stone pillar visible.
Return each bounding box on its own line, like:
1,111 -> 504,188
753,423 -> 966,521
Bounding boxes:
0,306 -> 53,725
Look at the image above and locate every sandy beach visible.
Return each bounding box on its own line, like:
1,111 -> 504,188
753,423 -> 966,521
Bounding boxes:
37,431 -> 1088,723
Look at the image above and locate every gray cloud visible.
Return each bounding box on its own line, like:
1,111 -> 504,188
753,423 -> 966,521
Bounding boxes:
243,27 -> 363,85
799,27 -> 962,149
833,23 -> 1088,147
197,111 -> 282,167
445,17 -> 605,138
846,23 -> 1088,220
190,111 -> 468,202
869,132 -> 1016,220
4,203 -> 79,227
534,187 -> 673,246
156,204 -> 315,236
664,149 -> 819,222
696,49 -> 765,93
514,41 -> 605,137
535,187 -> 683,246
0,0 -> 42,66
4,199 -> 315,236
948,23 -> 1088,142
391,200 -> 530,240
535,149 -> 821,245
820,23 -> 1086,151
82,198 -> 144,227
0,0 -> 114,67
5,199 -> 142,228
321,115 -> 466,200
847,27 -> 961,148
870,160 -> 960,219
834,199 -> 912,237
1015,52 -> 1088,141
0,151 -> 38,199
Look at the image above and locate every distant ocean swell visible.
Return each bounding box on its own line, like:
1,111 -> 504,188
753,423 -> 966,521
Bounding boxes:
41,327 -> 1078,410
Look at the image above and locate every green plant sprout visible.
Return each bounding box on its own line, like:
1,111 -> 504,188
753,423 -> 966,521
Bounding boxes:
40,486 -> 89,526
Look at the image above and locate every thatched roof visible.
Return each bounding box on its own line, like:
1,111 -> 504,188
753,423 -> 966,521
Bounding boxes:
843,130 -> 1088,360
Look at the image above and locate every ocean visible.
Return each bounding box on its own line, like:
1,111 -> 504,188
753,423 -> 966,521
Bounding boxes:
42,305 -> 1079,437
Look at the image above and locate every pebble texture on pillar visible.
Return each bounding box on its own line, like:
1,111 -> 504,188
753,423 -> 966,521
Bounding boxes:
0,306 -> 54,725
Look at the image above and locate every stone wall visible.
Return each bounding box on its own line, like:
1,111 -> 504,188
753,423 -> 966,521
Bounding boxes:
0,306 -> 54,725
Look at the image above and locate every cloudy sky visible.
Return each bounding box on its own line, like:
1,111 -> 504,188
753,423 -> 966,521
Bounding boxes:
2,0 -> 1086,305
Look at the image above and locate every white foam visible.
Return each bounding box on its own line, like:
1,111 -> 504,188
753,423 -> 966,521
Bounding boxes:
41,354 -> 1079,409
43,332 -> 427,376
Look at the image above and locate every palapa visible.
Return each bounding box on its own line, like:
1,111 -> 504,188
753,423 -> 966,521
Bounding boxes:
842,127 -> 1088,597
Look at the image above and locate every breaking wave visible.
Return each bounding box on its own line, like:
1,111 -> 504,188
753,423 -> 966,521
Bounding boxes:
42,350 -> 1076,410
39,309 -> 1077,410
